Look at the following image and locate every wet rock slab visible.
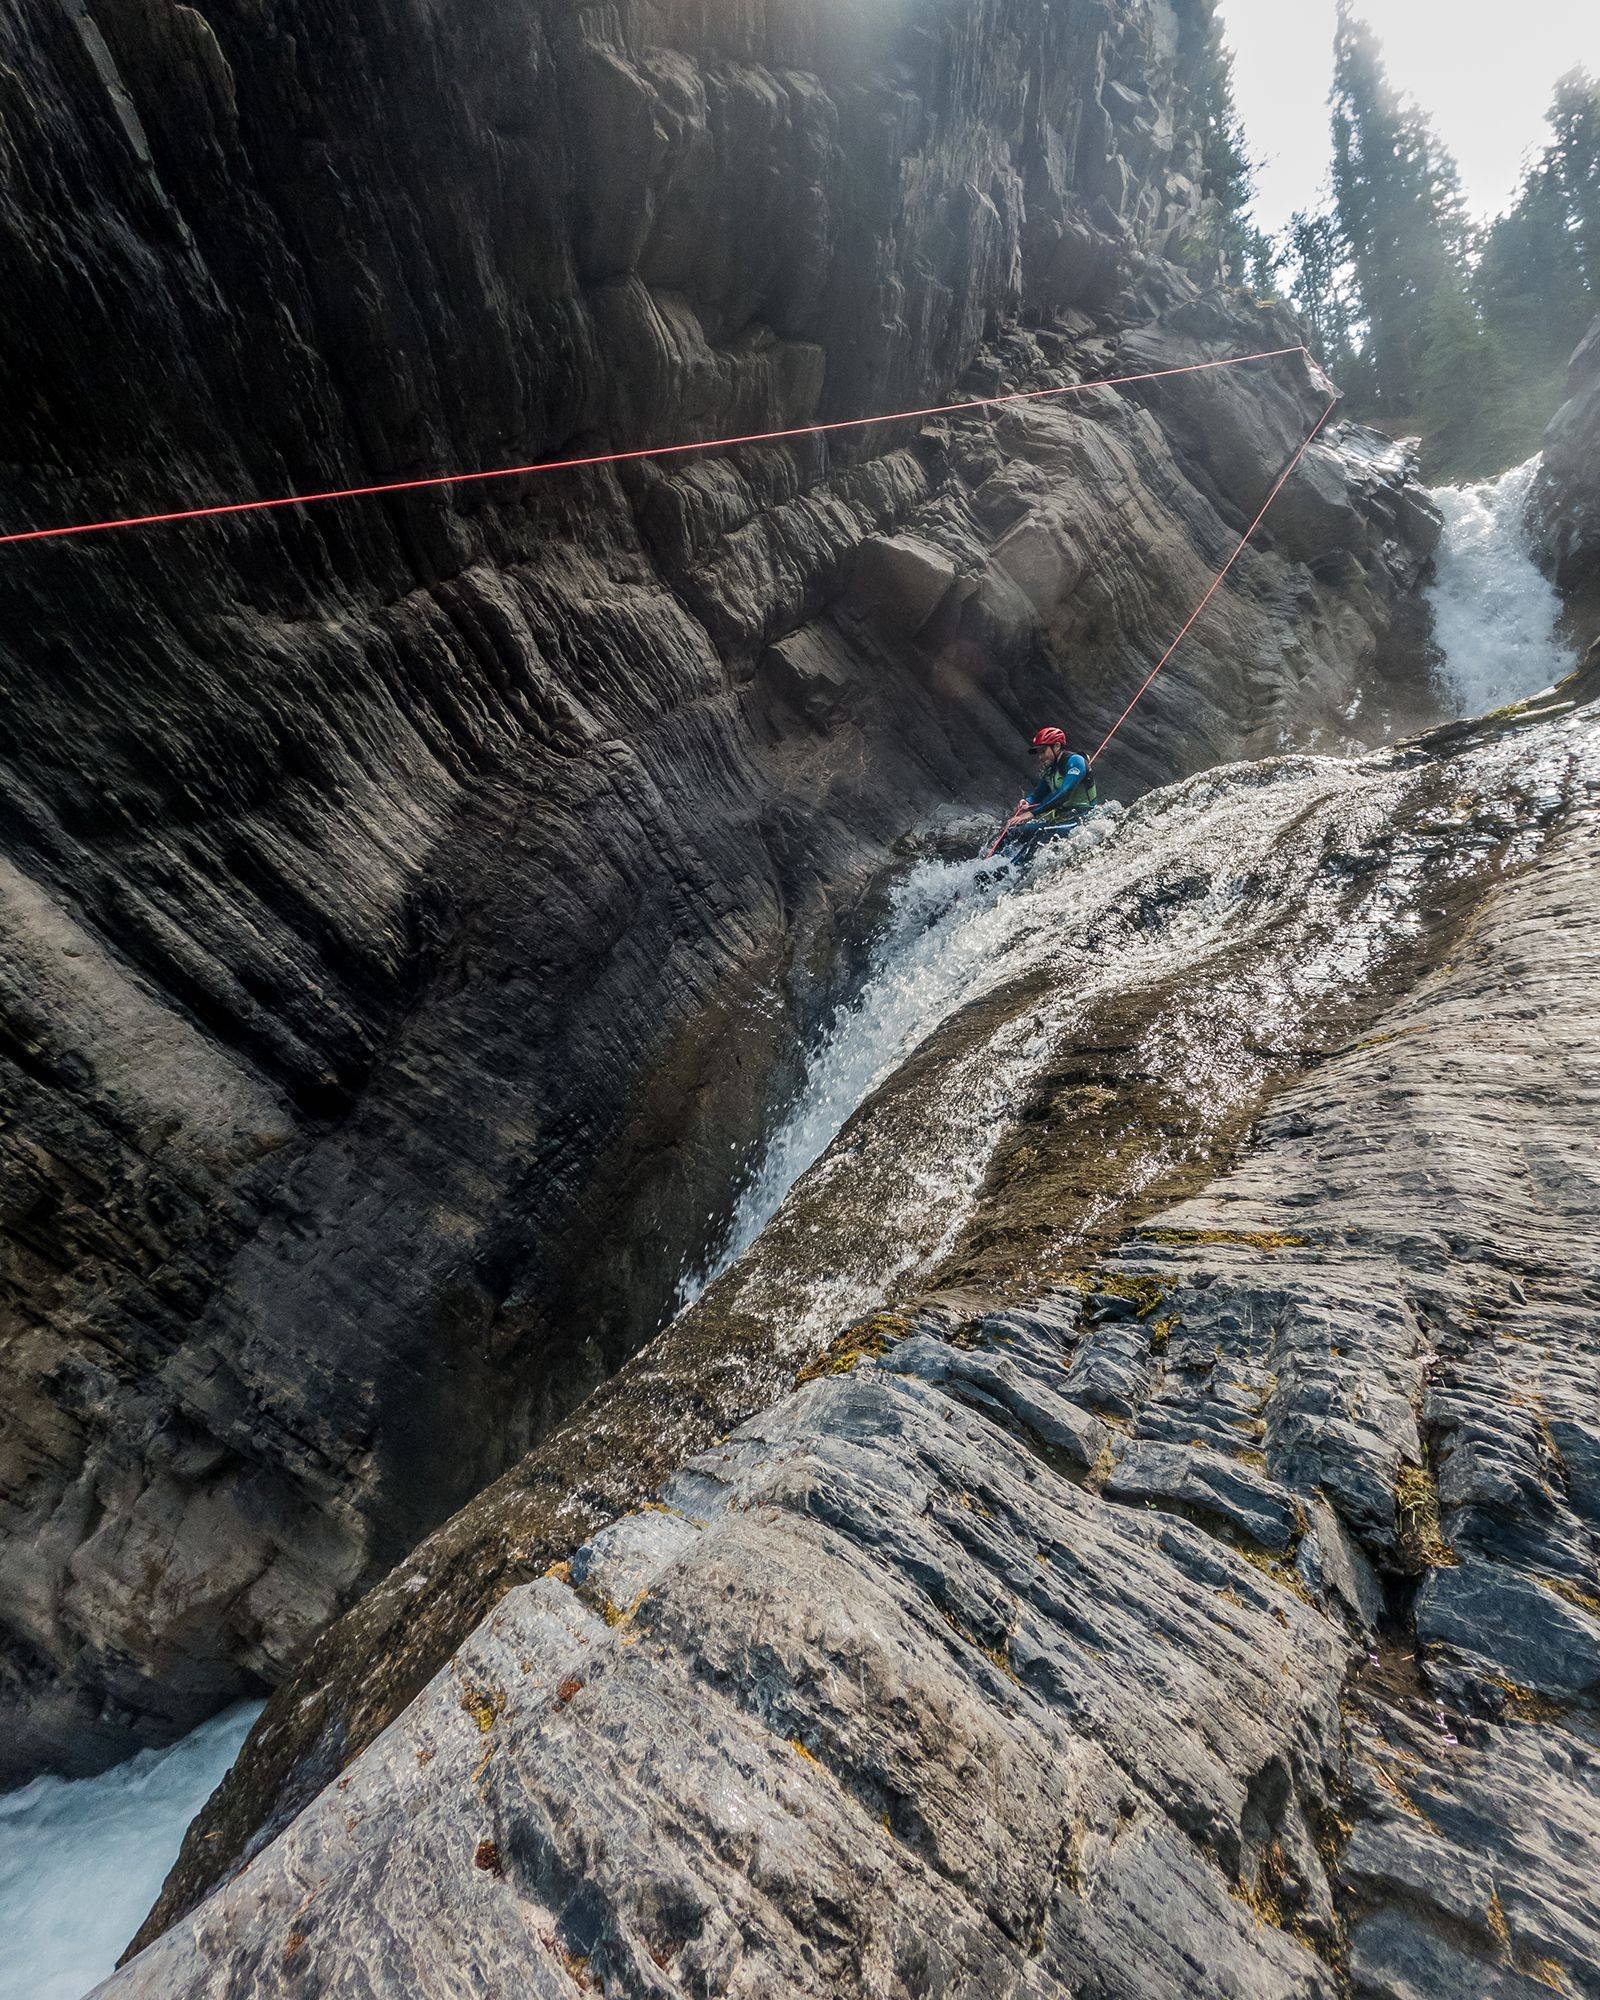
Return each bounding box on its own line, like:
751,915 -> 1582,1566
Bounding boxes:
110,679 -> 1600,1995
101,1346 -> 1350,2000
0,0 -> 1441,1782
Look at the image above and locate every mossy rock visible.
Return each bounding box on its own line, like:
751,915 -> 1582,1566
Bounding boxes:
795,1310 -> 914,1384
1138,1226 -> 1307,1252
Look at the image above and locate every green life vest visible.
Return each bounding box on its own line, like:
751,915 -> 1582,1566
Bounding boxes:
1035,761 -> 1097,825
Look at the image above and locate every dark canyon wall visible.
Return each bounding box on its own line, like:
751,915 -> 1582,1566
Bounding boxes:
1533,313 -> 1600,607
119,668 -> 1600,1993
0,0 -> 1437,1781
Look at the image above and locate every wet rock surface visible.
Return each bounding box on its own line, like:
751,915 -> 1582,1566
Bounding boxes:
119,671 -> 1600,1988
105,1351 -> 1355,2000
0,0 -> 1443,1781
1533,313 -> 1600,602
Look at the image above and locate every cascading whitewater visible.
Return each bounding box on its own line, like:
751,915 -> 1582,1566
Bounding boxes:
683,452 -> 1578,1336
1425,456 -> 1576,716
674,715 -> 1573,1371
86,556 -> 1600,2000
0,442 -> 1582,2000
0,1705 -> 261,2000
675,822 -> 1127,1308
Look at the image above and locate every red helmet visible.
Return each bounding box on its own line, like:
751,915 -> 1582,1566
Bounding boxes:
1031,726 -> 1067,749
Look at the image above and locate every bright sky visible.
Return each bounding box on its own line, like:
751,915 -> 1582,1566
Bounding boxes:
1215,0 -> 1600,239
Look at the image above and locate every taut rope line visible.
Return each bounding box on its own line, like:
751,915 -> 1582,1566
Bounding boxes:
0,345 -> 1310,550
1089,390 -> 1341,762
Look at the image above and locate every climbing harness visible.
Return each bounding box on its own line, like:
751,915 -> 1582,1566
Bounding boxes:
985,751 -> 1100,860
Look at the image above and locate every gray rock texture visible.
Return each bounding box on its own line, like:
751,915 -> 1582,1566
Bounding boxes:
1532,313 -> 1600,599
0,0 -> 1442,1781
104,1354 -> 1355,2000
113,668 -> 1600,1991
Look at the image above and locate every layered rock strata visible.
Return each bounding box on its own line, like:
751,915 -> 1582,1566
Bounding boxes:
123,668 -> 1599,1982
0,0 -> 1440,1780
1532,313 -> 1600,601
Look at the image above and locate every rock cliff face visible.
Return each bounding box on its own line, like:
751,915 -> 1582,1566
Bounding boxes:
110,667 -> 1600,1996
1533,313 -> 1600,605
0,0 -> 1441,1782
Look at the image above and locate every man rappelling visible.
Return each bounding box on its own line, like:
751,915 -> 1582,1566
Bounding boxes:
986,725 -> 1098,859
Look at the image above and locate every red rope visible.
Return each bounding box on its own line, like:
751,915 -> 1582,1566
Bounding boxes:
0,344 -> 1308,549
1089,392 -> 1341,763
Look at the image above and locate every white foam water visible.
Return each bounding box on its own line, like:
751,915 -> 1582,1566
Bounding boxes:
1425,456 -> 1575,717
675,816 -> 1127,1306
682,447 -> 1583,1326
2,438 -> 1582,2000
0,1703 -> 262,2000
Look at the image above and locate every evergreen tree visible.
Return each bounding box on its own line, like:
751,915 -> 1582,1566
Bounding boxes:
1280,208 -> 1359,373
1244,228 -> 1284,299
1419,270 -> 1520,478
1545,67 -> 1600,301
1230,19 -> 1593,476
1329,2 -> 1472,413
1474,65 -> 1599,468
1183,8 -> 1261,281
1477,158 -> 1586,371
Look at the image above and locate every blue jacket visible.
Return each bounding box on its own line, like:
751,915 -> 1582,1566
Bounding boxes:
1027,752 -> 1092,821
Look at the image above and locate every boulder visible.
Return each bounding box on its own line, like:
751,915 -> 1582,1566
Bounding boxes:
847,530 -> 968,634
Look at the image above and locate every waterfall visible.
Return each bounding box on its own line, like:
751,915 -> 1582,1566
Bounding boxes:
1425,456 -> 1576,717
681,451 -> 1583,1330
674,819 -> 1121,1307
1,448 -> 1582,2000
0,1704 -> 262,2000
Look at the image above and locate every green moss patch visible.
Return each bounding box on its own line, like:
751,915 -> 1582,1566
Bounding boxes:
795,1310 -> 914,1383
1138,1226 -> 1307,1252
